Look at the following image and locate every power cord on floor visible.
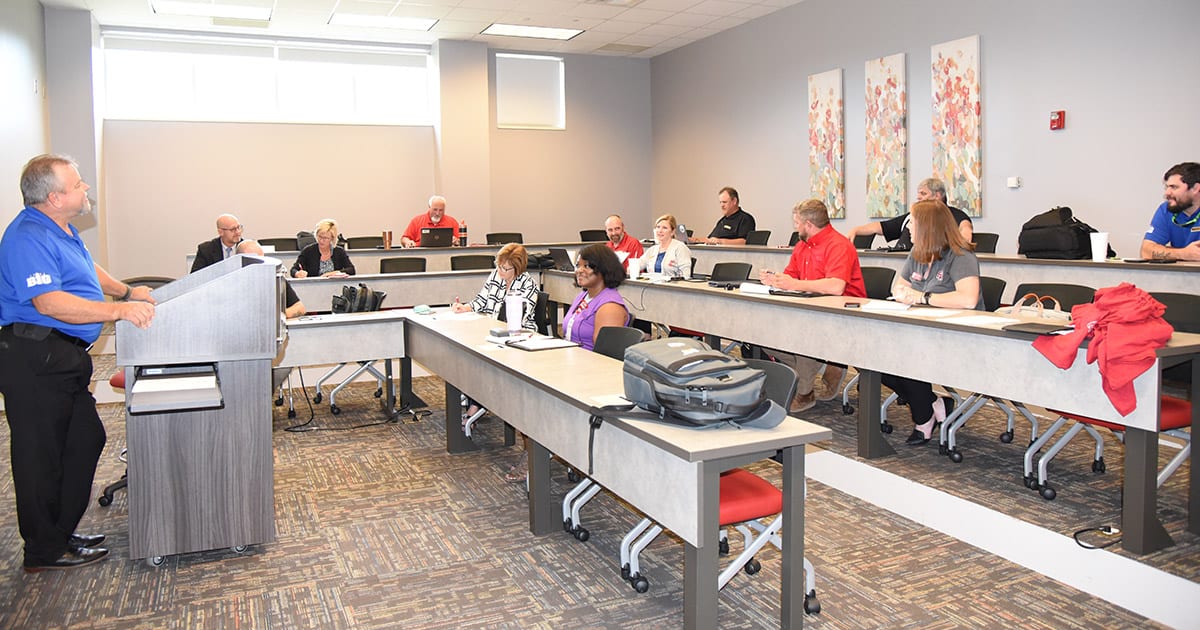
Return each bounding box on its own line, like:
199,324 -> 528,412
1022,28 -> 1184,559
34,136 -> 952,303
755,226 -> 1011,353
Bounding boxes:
1073,525 -> 1122,549
283,370 -> 428,432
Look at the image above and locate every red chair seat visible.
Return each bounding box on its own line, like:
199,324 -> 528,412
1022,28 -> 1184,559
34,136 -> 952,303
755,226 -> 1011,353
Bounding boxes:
1055,395 -> 1191,432
719,469 -> 782,526
109,372 -> 126,390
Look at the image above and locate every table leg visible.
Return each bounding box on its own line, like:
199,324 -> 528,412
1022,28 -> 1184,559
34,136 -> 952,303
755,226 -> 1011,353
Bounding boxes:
857,369 -> 896,459
1123,426 -> 1173,554
443,381 -> 479,453
526,439 -> 555,535
683,464 -> 719,630
1190,358 -> 1199,537
780,445 -> 805,629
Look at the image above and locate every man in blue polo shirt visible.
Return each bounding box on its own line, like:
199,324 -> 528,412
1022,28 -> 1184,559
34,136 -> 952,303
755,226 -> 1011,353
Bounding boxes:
1141,161 -> 1200,261
0,154 -> 156,573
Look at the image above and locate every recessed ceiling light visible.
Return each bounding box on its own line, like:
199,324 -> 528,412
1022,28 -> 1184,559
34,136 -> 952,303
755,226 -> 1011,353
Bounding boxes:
151,1 -> 272,21
482,23 -> 582,40
329,14 -> 438,31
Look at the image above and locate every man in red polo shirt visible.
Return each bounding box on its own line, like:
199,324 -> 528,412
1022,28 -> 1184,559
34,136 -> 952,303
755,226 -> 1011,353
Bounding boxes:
759,198 -> 866,413
604,214 -> 643,261
400,195 -> 460,248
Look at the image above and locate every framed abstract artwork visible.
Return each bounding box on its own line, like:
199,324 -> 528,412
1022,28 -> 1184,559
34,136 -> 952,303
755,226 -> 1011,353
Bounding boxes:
865,53 -> 907,218
931,35 -> 981,217
808,68 -> 845,218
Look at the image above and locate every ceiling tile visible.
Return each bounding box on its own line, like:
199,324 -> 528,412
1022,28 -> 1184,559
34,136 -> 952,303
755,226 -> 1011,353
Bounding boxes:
733,4 -> 777,19
588,19 -> 646,34
618,32 -> 668,47
688,0 -> 752,17
634,0 -> 702,10
660,12 -> 716,27
611,7 -> 674,24
429,19 -> 491,33
561,3 -> 628,19
635,22 -> 689,38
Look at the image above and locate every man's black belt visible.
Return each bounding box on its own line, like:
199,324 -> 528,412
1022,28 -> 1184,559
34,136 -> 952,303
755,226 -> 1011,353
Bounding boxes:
1,324 -> 94,351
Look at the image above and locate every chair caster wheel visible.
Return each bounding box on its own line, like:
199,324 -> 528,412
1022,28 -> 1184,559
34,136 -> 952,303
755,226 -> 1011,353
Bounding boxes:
718,539 -> 729,555
1040,485 -> 1056,500
842,403 -> 854,415
744,558 -> 761,575
313,393 -> 323,404
232,545 -> 248,554
621,564 -> 631,580
938,443 -> 948,456
949,450 -> 963,463
804,592 -> 820,614
1092,458 -> 1106,473
573,527 -> 589,542
146,556 -> 165,568
287,410 -> 296,419
999,430 -> 1014,443
374,388 -> 383,398
331,405 -> 341,415
567,470 -> 581,483
274,396 -> 284,406
632,576 -> 649,593
1023,474 -> 1036,489
563,518 -> 574,533
98,494 -> 113,507
880,422 -> 893,434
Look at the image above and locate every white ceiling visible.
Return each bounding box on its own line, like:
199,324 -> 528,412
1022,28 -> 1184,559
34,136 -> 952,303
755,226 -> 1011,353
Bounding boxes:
40,0 -> 804,58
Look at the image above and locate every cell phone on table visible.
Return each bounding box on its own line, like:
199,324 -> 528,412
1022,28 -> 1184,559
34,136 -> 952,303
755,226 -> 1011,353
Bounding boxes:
843,302 -> 861,309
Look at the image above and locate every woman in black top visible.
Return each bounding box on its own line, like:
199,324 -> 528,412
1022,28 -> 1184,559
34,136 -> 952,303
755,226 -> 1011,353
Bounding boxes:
291,218 -> 355,278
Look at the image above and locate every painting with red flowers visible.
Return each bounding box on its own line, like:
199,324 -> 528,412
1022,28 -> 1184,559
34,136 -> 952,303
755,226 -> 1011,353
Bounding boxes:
931,35 -> 982,217
808,68 -> 845,218
865,53 -> 907,218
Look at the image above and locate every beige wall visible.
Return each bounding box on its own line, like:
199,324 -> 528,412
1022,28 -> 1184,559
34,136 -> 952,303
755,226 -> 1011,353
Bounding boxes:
102,121 -> 436,278
0,0 -> 49,225
490,53 -> 654,242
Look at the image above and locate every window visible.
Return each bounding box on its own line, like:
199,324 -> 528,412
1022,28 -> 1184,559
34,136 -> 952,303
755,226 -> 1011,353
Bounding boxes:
495,53 -> 565,130
102,31 -> 432,125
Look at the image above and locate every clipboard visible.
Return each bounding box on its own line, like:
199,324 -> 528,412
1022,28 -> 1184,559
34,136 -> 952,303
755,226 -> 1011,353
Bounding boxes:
505,336 -> 579,351
1001,322 -> 1073,336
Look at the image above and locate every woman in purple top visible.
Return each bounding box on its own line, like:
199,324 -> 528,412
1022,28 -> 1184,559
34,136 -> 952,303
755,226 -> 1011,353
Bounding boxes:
562,244 -> 631,351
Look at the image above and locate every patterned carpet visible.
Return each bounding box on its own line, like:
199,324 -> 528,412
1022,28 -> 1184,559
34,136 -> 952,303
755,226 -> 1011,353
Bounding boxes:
0,369 -> 1193,629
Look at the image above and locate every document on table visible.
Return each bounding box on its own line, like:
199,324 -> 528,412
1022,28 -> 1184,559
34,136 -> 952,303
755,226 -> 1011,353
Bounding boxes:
952,315 -> 1022,327
506,336 -> 579,351
861,299 -> 910,312
902,308 -> 963,318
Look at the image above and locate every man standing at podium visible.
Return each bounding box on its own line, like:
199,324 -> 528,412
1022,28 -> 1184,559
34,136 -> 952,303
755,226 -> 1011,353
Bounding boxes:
0,155 -> 156,573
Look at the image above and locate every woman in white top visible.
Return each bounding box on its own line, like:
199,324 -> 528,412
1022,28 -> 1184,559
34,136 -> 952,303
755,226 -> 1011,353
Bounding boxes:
638,214 -> 692,278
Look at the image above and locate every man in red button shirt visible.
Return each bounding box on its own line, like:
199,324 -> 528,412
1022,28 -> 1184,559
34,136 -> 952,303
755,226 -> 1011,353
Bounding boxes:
604,214 -> 644,261
759,199 -> 866,412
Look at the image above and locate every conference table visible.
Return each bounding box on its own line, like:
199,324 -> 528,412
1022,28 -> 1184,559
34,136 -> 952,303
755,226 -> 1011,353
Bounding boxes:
541,270 -> 1200,555
688,244 -> 1200,304
187,241 -> 592,275
289,270 -> 491,313
273,306 -> 831,628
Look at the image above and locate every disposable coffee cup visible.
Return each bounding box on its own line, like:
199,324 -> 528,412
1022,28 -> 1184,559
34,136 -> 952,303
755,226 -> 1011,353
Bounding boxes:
628,257 -> 642,277
504,294 -> 524,332
1089,232 -> 1109,262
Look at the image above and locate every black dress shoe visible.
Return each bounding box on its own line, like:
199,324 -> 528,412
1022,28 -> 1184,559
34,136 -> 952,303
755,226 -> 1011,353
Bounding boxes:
69,533 -> 106,549
905,429 -> 931,445
24,546 -> 109,573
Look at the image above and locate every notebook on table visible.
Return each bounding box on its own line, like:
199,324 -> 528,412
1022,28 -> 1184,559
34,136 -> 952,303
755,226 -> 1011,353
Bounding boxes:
419,227 -> 454,247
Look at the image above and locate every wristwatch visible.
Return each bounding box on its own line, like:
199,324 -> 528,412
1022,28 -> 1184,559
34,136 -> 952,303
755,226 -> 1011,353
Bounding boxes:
922,291 -> 932,305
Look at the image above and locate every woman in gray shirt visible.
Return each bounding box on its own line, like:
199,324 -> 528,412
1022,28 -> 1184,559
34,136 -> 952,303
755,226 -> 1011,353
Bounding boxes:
886,200 -> 983,445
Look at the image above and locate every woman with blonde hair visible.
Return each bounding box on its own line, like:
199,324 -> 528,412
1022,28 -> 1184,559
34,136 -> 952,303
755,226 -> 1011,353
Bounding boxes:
637,214 -> 692,278
291,219 -> 355,278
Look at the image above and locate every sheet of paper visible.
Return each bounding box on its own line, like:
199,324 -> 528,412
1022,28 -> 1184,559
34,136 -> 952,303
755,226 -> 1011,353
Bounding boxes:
131,375 -> 217,393
738,282 -> 772,295
861,299 -> 910,312
444,311 -> 484,321
590,394 -> 634,408
902,308 -> 963,318
951,315 -> 1021,327
509,336 -> 578,351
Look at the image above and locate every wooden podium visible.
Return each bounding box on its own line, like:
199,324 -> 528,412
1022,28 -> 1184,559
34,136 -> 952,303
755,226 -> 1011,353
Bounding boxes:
115,255 -> 284,564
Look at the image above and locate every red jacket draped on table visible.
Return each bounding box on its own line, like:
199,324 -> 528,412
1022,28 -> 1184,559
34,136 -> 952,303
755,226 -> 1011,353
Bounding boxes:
1031,283 -> 1173,417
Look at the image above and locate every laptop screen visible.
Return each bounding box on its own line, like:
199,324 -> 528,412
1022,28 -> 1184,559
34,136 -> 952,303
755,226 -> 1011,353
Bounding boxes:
547,248 -> 575,271
419,227 -> 454,248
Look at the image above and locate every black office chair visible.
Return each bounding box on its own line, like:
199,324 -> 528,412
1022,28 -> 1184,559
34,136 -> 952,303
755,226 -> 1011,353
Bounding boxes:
258,237 -> 299,252
840,267 -> 896,415
852,234 -> 876,249
746,230 -> 771,246
1012,283 -> 1095,311
789,231 -> 800,247
686,229 -> 694,238
486,232 -> 524,245
592,326 -> 645,360
1151,292 -> 1200,384
979,276 -> 1006,312
709,262 -> 751,283
972,232 -> 999,254
346,236 -> 384,249
450,255 -> 495,271
380,257 -> 427,273
579,229 -> 607,242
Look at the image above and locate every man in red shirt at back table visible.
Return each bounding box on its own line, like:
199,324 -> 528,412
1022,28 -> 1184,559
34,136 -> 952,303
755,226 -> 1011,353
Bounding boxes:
400,195 -> 460,248
758,198 -> 866,413
604,214 -> 644,262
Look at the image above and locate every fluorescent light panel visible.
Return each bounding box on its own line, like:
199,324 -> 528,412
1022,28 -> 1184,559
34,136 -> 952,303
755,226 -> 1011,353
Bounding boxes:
329,13 -> 438,31
482,23 -> 582,40
151,1 -> 272,21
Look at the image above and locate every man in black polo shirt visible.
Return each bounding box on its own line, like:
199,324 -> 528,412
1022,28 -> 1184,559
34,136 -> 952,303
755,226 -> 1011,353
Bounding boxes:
693,186 -> 756,245
849,177 -> 974,250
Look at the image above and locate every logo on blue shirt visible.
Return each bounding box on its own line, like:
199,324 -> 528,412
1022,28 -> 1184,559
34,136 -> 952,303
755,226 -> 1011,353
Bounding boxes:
25,272 -> 52,288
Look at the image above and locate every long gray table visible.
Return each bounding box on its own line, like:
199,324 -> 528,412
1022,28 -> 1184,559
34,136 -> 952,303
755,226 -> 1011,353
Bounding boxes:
542,270 -> 1200,554
187,242 -> 592,275
290,270 -> 490,313
688,244 -> 1200,304
404,313 -> 831,628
